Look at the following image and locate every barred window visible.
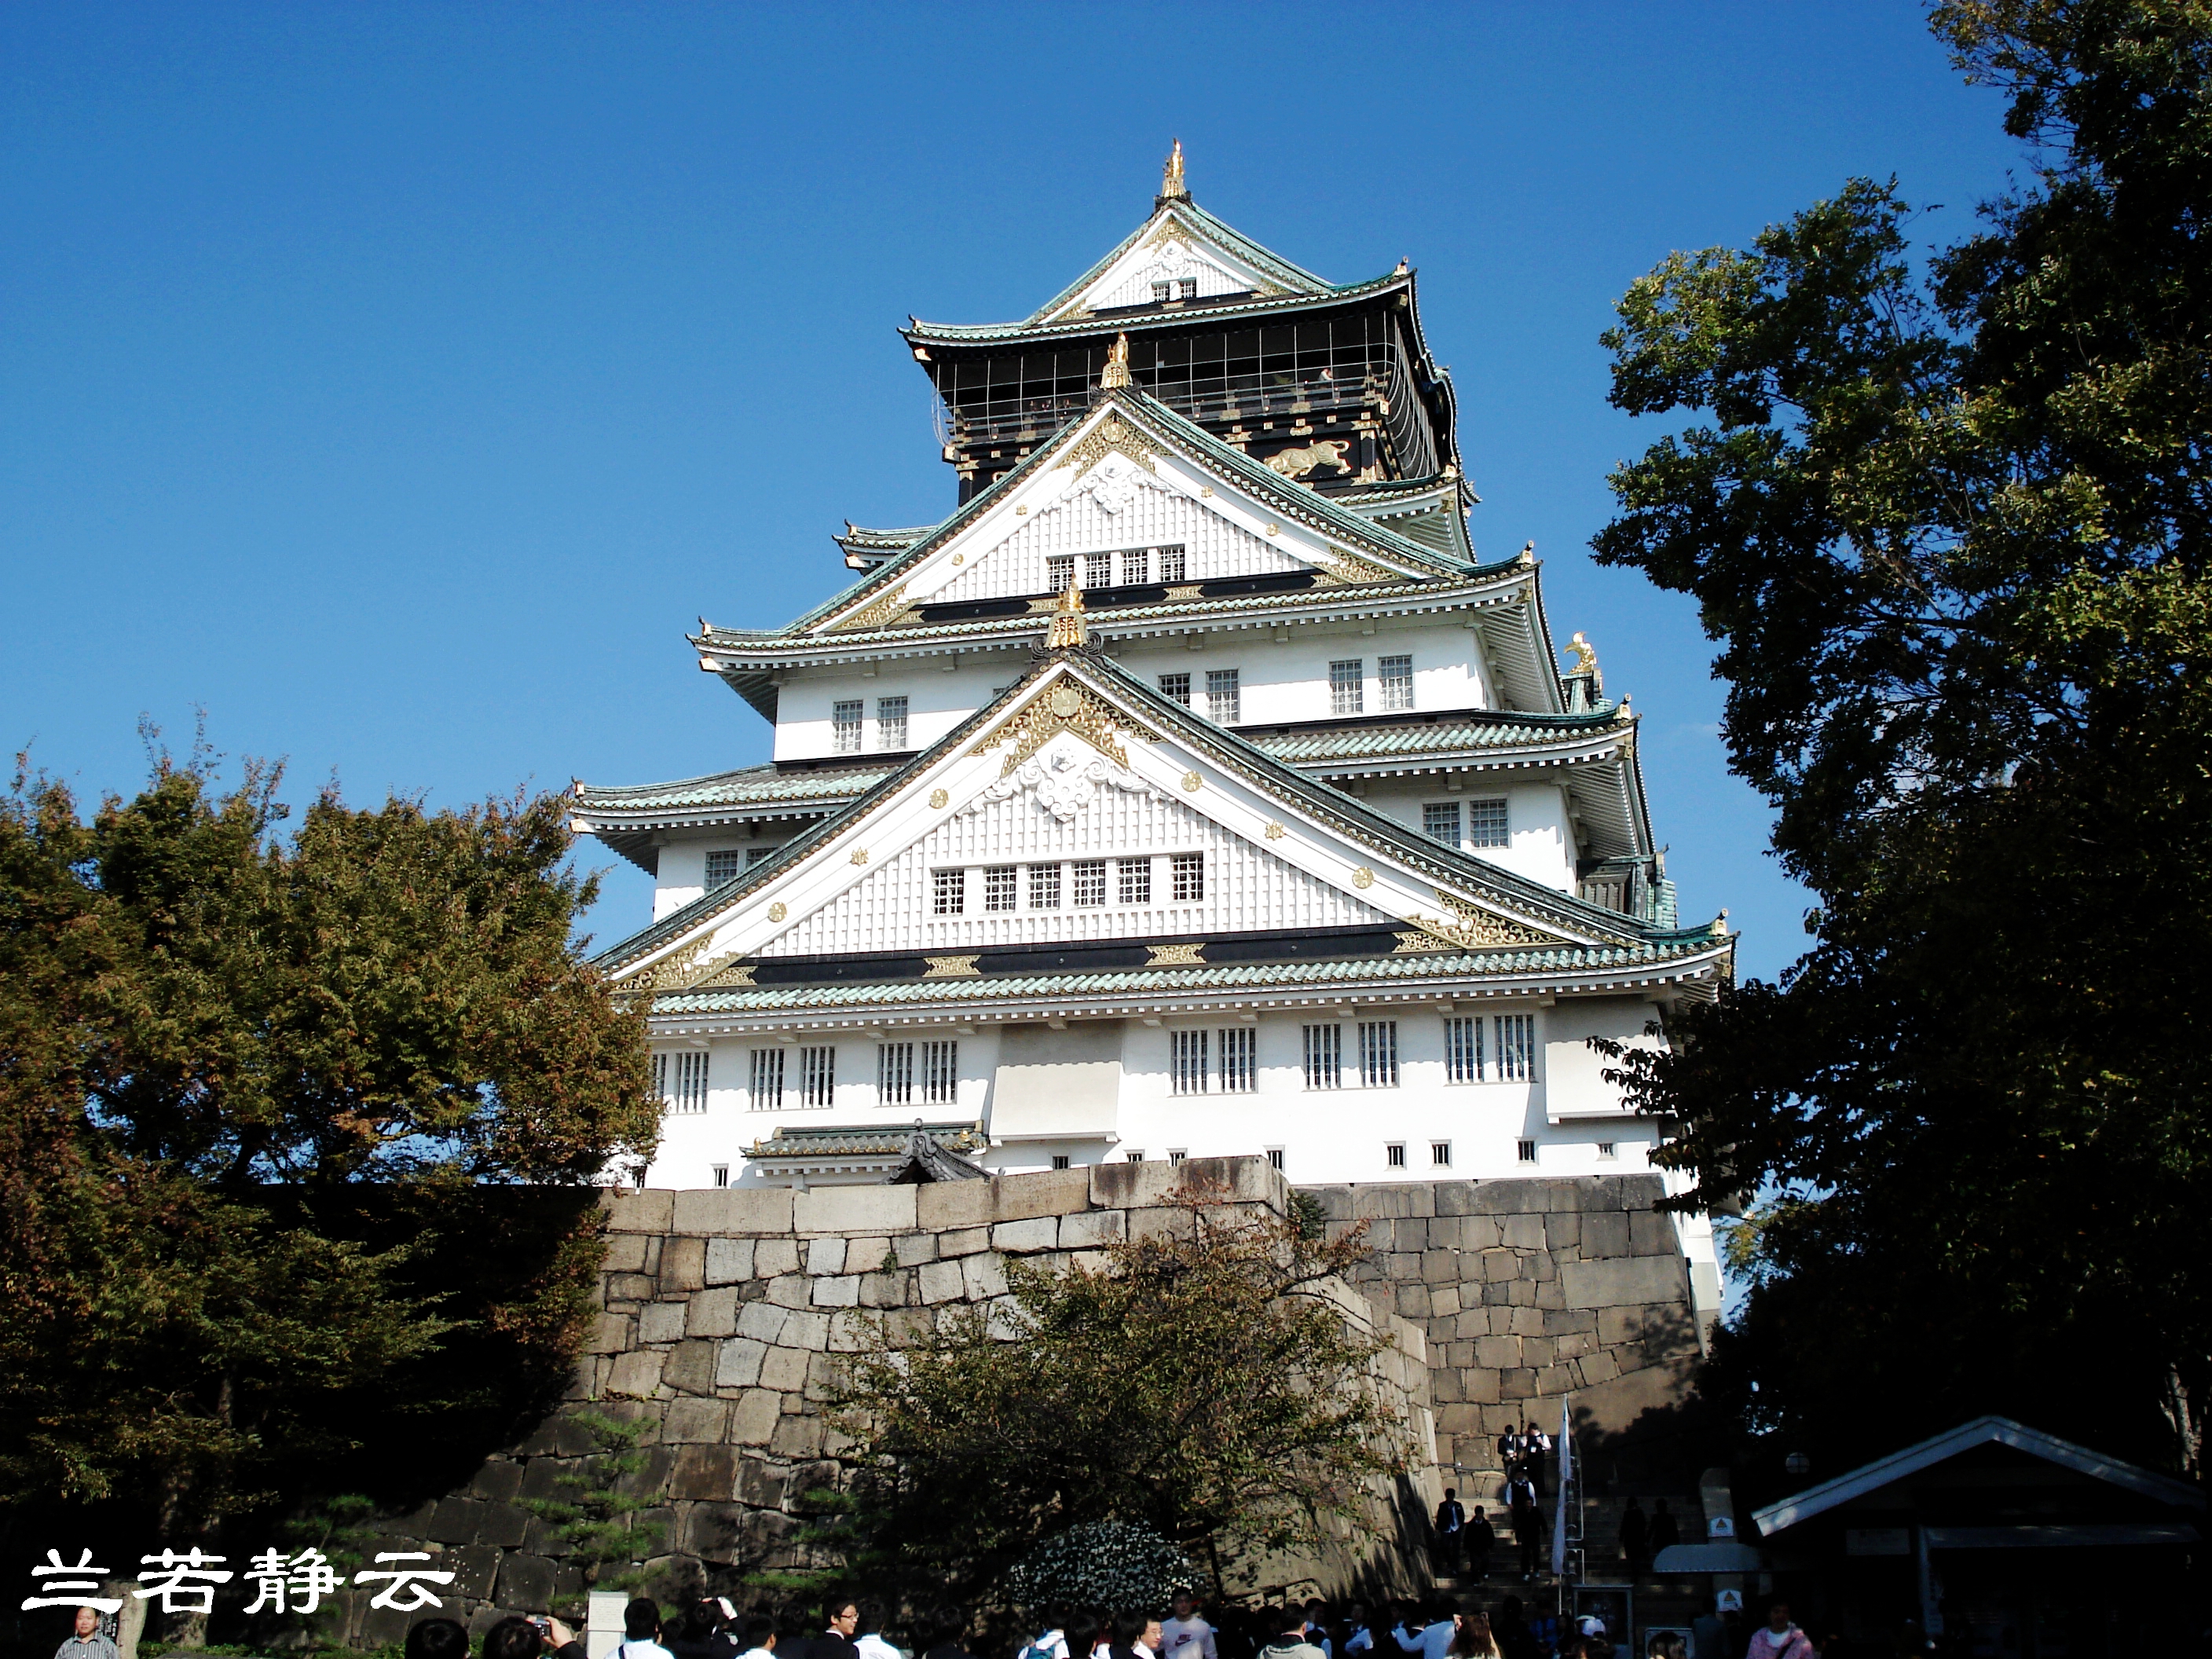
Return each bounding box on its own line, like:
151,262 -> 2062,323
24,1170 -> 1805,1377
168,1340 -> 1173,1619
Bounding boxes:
1170,1029 -> 1210,1096
1445,1016 -> 1485,1084
933,867 -> 966,915
1158,544 -> 1187,583
1432,1141 -> 1453,1167
833,700 -> 863,754
1423,802 -> 1461,847
1159,672 -> 1192,706
749,1047 -> 785,1111
1118,857 -> 1151,905
1030,862 -> 1062,908
1126,1151 -> 1144,1163
921,1040 -> 959,1104
705,849 -> 745,886
1122,547 -> 1149,585
1267,1148 -> 1285,1170
1469,798 -> 1510,848
1072,859 -> 1108,906
1379,654 -> 1415,712
1170,851 -> 1204,902
745,846 -> 778,870
1218,1026 -> 1257,1093
1329,659 -> 1364,716
1386,1141 -> 1406,1168
1597,1141 -> 1618,1160
710,1163 -> 728,1188
1046,553 -> 1075,593
878,1042 -> 914,1105
877,695 -> 908,750
657,1049 -> 709,1114
1518,1138 -> 1538,1164
799,1046 -> 836,1109
1302,1024 -> 1343,1090
1167,1148 -> 1187,1164
1152,280 -> 1171,303
1206,668 -> 1240,723
1082,551 -> 1111,589
1496,1013 -> 1537,1082
1358,1020 -> 1400,1088
983,866 -> 1017,911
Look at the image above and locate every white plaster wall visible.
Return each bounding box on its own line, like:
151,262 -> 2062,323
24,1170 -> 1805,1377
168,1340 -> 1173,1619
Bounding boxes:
651,836 -> 797,922
771,621 -> 1503,763
1351,778 -> 1578,893
637,998 -> 1658,1189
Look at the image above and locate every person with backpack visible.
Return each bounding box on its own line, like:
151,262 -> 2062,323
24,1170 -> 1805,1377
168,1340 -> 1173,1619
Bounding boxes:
1022,1608 -> 1073,1659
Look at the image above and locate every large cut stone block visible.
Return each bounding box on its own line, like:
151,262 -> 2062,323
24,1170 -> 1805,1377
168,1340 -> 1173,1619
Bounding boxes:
604,1349 -> 664,1397
1630,1210 -> 1679,1255
687,1287 -> 739,1338
705,1236 -> 755,1284
729,1389 -> 782,1445
917,1258 -> 967,1304
961,1252 -> 1009,1300
661,1339 -> 718,1396
1501,1214 -> 1547,1251
760,1344 -> 811,1392
811,1275 -> 861,1308
659,1236 -> 706,1292
663,1397 -> 731,1444
1561,1254 -> 1687,1309
991,1217 -> 1059,1254
715,1339 -> 767,1390
916,1180 -> 994,1231
601,1190 -> 673,1235
806,1238 -> 848,1276
766,1273 -> 813,1309
754,1238 -> 801,1276
938,1225 -> 990,1258
668,1443 -> 740,1502
994,1166 -> 1095,1221
892,1232 -> 939,1266
1580,1210 -> 1632,1258
587,1313 -> 631,1355
1058,1207 -> 1126,1249
793,1185 -> 917,1236
638,1301 -> 688,1345
495,1553 -> 556,1615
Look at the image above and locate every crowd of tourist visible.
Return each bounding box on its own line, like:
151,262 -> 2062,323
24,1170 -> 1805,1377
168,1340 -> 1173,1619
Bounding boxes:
397,1586 -> 1716,1659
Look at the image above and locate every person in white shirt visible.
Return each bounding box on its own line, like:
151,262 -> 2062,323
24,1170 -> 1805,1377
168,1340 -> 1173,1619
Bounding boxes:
615,1601 -> 676,1659
1020,1615 -> 1070,1659
1159,1594 -> 1218,1659
1412,1601 -> 1459,1659
855,1604 -> 901,1659
734,1614 -> 779,1659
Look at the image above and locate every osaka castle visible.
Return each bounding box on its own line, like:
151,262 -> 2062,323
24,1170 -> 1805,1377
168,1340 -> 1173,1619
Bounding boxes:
572,145 -> 1734,1223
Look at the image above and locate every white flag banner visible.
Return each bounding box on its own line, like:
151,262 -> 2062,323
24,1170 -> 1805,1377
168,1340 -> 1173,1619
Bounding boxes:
1550,1395 -> 1573,1578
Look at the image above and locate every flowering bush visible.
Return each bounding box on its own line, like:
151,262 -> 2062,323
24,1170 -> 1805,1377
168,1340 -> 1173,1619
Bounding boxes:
1004,1518 -> 1206,1611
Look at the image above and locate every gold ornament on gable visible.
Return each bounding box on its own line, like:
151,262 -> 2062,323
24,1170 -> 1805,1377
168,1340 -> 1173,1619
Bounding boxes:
1395,894 -> 1557,954
969,673 -> 1159,777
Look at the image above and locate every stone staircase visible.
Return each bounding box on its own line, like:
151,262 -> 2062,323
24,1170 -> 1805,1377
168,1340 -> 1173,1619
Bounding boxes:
1430,1487 -> 1708,1637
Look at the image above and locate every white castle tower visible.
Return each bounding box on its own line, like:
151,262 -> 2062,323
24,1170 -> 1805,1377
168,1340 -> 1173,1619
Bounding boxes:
569,148 -> 1730,1319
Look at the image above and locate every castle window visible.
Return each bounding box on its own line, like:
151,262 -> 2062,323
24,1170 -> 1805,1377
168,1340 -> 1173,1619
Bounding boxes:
657,1049 -> 709,1114
1330,659 -> 1364,716
705,849 -> 745,886
1386,1142 -> 1406,1168
1170,851 -> 1204,903
1423,802 -> 1461,847
1431,1141 -> 1452,1167
1445,1016 -> 1484,1084
1469,798 -> 1510,848
1126,1151 -> 1145,1163
1052,1154 -> 1071,1170
1158,544 -> 1186,583
878,1042 -> 914,1105
1118,857 -> 1152,905
1358,1020 -> 1400,1088
1206,668 -> 1240,723
1597,1142 -> 1618,1160
1167,1148 -> 1187,1165
1073,859 -> 1108,906
983,866 -> 1017,912
746,846 -> 777,869
1170,1029 -> 1210,1096
1178,278 -> 1198,301
1159,672 -> 1192,706
1152,280 -> 1172,303
798,1046 -> 836,1109
1219,1026 -> 1256,1092
1030,862 -> 1062,909
1267,1148 -> 1286,1171
1518,1138 -> 1538,1164
833,700 -> 863,754
933,867 -> 966,916
1379,654 -> 1415,712
1047,553 -> 1075,593
1083,551 -> 1111,588
1495,1013 -> 1537,1082
877,695 -> 908,750
1122,547 -> 1150,585
921,1040 -> 959,1104
711,1164 -> 728,1188
749,1048 -> 784,1111
1302,1024 -> 1342,1090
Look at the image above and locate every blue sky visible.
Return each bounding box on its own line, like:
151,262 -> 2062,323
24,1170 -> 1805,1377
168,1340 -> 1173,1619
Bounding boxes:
1,3 -> 2020,979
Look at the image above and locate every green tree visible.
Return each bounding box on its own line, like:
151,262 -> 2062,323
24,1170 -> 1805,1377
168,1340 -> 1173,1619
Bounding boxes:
826,1204 -> 1408,1600
1591,0 -> 2212,1480
0,741 -> 661,1536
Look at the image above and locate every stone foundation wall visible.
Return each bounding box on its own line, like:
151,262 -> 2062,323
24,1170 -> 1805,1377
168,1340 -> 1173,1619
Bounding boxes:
320,1159 -> 1436,1647
1302,1177 -> 1706,1489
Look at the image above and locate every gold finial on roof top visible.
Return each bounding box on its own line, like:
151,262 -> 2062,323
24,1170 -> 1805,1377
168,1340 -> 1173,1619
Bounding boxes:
1100,332 -> 1131,389
1159,139 -> 1189,203
1046,577 -> 1090,650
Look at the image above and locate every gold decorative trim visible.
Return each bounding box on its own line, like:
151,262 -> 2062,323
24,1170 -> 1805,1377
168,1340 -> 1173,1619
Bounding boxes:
1399,894 -> 1557,953
1145,941 -> 1205,966
835,580 -> 910,632
1058,411 -> 1157,478
928,789 -> 949,809
1391,930 -> 1455,956
1181,770 -> 1203,793
698,962 -> 756,988
1317,548 -> 1403,586
850,847 -> 870,866
1166,584 -> 1204,601
922,954 -> 981,979
968,673 -> 1160,777
767,902 -> 788,922
1352,866 -> 1375,889
1264,821 -> 1286,840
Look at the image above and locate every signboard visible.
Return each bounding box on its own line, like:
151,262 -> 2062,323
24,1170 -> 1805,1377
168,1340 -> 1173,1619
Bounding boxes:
1708,1515 -> 1736,1538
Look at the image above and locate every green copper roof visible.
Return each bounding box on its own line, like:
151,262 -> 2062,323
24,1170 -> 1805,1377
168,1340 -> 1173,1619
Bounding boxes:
650,936 -> 1729,1018
1247,709 -> 1628,766
573,763 -> 893,816
910,270 -> 1410,346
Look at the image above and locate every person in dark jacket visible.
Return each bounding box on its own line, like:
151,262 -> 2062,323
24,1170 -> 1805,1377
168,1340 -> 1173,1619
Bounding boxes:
1433,1488 -> 1467,1576
1465,1504 -> 1496,1580
1619,1498 -> 1650,1573
921,1607 -> 979,1659
1649,1500 -> 1681,1555
813,1601 -> 862,1659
